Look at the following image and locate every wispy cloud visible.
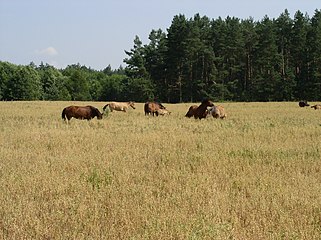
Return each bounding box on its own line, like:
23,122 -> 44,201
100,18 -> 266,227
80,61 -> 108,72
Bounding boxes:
35,46 -> 58,56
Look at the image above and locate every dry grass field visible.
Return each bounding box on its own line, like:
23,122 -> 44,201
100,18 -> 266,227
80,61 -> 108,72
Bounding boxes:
0,101 -> 320,239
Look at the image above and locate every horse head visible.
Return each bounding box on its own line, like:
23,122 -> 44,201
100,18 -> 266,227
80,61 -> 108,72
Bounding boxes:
129,101 -> 136,109
91,106 -> 103,119
158,102 -> 166,109
201,99 -> 214,107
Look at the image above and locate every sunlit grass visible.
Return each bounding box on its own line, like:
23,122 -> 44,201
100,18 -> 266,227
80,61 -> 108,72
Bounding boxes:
0,101 -> 320,239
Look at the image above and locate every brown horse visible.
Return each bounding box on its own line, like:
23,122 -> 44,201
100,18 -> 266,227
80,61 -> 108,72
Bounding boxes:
299,101 -> 309,107
62,105 -> 103,121
103,101 -> 135,112
144,102 -> 166,116
185,99 -> 214,119
311,104 -> 321,110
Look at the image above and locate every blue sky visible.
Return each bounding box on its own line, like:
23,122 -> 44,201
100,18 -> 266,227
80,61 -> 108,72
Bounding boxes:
0,0 -> 320,70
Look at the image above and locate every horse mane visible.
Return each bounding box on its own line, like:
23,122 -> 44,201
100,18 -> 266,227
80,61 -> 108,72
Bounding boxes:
103,104 -> 109,111
157,102 -> 166,109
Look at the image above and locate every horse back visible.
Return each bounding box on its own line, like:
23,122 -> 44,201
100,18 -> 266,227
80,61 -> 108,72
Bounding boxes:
144,102 -> 165,116
146,102 -> 157,110
108,102 -> 129,111
185,105 -> 198,117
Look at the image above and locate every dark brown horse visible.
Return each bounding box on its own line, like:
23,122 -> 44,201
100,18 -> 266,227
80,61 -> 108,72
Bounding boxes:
62,105 -> 103,121
185,99 -> 214,119
299,101 -> 309,107
144,101 -> 166,116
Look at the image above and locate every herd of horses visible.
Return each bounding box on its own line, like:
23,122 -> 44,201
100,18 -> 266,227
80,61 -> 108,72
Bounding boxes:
61,99 -> 227,121
298,101 -> 321,110
61,100 -> 320,122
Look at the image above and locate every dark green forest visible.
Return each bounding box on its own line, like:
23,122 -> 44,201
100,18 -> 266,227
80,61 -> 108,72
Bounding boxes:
1,9 -> 321,102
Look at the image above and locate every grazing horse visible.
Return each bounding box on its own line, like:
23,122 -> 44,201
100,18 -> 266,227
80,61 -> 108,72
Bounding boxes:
299,101 -> 309,107
144,102 -> 166,116
103,101 -> 135,112
311,104 -> 321,110
208,105 -> 227,119
185,99 -> 214,119
62,105 -> 103,121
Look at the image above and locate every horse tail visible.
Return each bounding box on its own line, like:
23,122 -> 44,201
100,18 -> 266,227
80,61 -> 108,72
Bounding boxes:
103,104 -> 109,111
62,108 -> 66,120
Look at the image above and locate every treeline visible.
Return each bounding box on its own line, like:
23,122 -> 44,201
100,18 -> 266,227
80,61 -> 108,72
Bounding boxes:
0,61 -> 133,101
1,9 -> 321,102
125,9 -> 321,102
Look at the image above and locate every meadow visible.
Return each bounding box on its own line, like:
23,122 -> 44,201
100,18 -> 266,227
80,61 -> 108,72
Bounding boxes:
0,101 -> 320,239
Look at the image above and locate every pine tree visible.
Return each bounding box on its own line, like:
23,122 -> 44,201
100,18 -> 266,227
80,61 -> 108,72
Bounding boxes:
165,14 -> 189,102
306,10 -> 321,100
240,18 -> 258,100
252,16 -> 281,101
290,10 -> 310,99
144,29 -> 167,101
124,35 -> 148,79
275,9 -> 296,100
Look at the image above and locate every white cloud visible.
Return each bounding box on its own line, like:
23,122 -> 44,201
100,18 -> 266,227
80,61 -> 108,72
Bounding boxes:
36,46 -> 58,56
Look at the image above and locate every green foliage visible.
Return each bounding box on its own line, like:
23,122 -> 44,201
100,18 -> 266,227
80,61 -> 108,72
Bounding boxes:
5,65 -> 42,100
38,63 -> 71,100
306,10 -> 321,100
124,35 -> 149,79
85,168 -> 113,190
126,78 -> 155,102
0,61 -> 17,100
100,74 -> 127,101
63,64 -> 91,101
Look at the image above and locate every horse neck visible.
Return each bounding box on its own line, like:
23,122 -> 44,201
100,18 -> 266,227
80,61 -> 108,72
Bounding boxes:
90,107 -> 99,116
128,102 -> 135,108
198,104 -> 208,111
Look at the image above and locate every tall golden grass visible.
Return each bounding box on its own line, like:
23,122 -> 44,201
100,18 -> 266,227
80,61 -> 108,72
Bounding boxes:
0,101 -> 320,239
